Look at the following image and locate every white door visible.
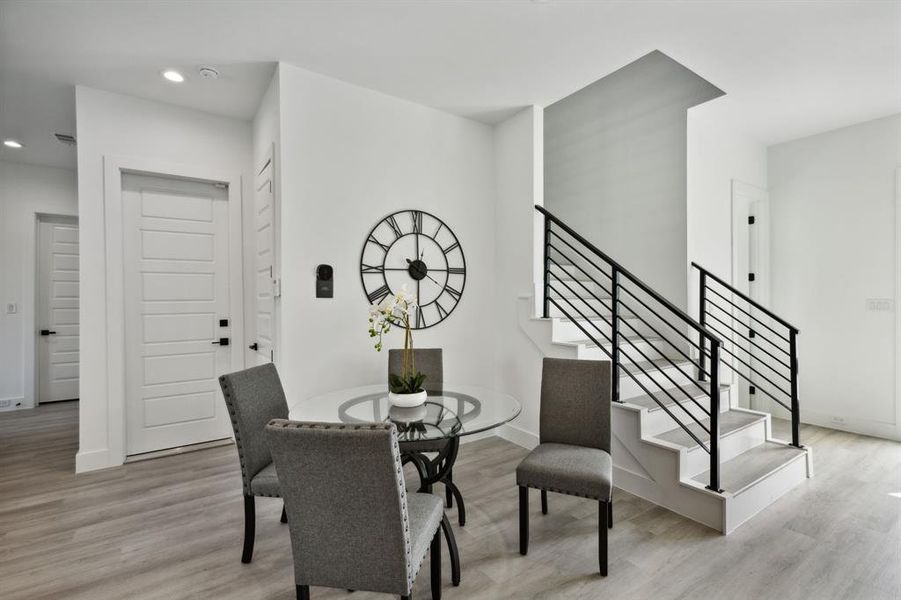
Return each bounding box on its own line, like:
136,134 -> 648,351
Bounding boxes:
37,218 -> 80,402
122,173 -> 234,455
731,180 -> 771,410
252,152 -> 277,364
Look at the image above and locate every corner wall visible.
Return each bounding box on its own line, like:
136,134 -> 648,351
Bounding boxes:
0,161 -> 78,411
274,63 -> 498,405
75,87 -> 253,471
768,113 -> 901,440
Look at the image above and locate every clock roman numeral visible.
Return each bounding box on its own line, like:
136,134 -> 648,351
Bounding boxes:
445,285 -> 462,302
443,241 -> 459,254
416,306 -> 427,328
367,284 -> 391,304
386,215 -> 403,239
411,210 -> 423,234
362,264 -> 385,274
436,302 -> 448,320
368,234 -> 390,252
447,267 -> 465,275
433,222 -> 443,238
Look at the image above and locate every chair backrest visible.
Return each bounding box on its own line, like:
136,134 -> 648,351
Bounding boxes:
388,347 -> 443,393
265,420 -> 414,595
539,357 -> 612,452
218,363 -> 289,494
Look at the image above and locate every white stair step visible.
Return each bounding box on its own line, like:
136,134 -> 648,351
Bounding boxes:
655,410 -> 765,450
691,441 -> 807,494
622,382 -> 710,411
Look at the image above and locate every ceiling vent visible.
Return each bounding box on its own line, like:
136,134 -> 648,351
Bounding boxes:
54,133 -> 76,146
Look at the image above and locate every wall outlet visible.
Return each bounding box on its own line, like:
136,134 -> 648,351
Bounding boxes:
865,298 -> 894,312
5,302 -> 16,314
0,399 -> 10,408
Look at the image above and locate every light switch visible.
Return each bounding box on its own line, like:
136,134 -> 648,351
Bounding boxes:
5,303 -> 16,314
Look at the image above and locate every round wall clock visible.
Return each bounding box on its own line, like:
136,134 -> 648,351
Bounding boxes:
360,209 -> 466,329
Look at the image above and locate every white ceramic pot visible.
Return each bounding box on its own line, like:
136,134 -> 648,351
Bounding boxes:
388,389 -> 428,408
388,404 -> 428,423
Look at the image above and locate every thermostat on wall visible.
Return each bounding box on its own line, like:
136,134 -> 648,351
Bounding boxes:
316,264 -> 334,298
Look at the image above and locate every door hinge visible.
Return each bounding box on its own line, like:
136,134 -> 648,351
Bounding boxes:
749,385 -> 756,395
748,216 -> 756,225
270,350 -> 274,362
748,272 -> 756,282
272,278 -> 281,298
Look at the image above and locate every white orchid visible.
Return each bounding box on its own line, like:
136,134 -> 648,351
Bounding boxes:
367,286 -> 424,392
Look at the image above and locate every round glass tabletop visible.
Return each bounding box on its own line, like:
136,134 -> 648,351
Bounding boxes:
288,384 -> 522,442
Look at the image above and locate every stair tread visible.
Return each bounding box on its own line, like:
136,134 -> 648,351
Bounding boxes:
654,410 -> 764,449
691,441 -> 807,493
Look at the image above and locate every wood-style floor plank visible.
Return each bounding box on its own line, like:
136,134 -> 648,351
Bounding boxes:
0,401 -> 898,599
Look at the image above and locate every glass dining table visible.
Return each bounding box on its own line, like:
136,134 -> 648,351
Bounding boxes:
288,384 -> 521,587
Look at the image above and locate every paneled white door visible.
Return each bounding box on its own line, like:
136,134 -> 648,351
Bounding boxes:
122,173 -> 234,455
37,218 -> 80,402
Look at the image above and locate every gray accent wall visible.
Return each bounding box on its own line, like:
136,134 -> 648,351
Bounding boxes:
544,50 -> 724,308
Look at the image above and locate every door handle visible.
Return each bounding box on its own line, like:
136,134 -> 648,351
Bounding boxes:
211,338 -> 230,346
40,330 -> 57,336
248,342 -> 259,351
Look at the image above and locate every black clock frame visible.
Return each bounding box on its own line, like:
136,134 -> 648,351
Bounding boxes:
359,209 -> 466,330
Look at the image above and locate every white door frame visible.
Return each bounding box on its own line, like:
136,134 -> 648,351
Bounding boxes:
30,213 -> 79,408
103,155 -> 245,465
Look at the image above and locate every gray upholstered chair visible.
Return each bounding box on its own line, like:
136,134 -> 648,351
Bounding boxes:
516,357 -> 613,576
218,363 -> 289,564
388,348 -> 465,526
266,420 -> 447,600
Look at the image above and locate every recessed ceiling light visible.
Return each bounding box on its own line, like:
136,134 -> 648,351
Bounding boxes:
3,139 -> 23,149
162,70 -> 185,83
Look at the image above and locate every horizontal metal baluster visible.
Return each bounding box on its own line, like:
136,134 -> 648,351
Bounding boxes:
547,297 -> 613,350
705,286 -> 790,343
618,283 -> 708,352
547,230 -> 613,280
702,308 -> 792,366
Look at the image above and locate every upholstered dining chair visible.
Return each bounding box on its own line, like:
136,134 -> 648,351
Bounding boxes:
516,357 -> 613,576
266,420 -> 447,600
388,348 -> 466,526
218,363 -> 289,564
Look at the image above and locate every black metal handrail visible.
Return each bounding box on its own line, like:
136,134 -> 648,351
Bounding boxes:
537,205 -> 724,491
691,262 -> 801,448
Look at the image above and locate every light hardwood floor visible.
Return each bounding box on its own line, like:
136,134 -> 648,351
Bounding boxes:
1,402 -> 899,600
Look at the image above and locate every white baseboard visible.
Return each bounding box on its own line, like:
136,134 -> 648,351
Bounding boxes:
0,396 -> 27,412
802,409 -> 900,442
497,422 -> 539,449
75,447 -> 119,473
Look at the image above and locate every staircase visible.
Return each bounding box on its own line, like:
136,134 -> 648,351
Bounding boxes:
524,206 -> 812,534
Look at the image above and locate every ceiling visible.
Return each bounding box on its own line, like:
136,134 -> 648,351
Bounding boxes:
1,0 -> 899,170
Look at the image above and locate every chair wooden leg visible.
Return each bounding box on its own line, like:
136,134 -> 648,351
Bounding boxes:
599,501 -> 608,576
297,584 -> 310,600
540,490 -> 548,515
401,596 -> 412,600
242,495 -> 256,564
519,486 -> 529,556
440,514 -> 461,586
607,498 -> 613,529
281,504 -> 288,524
430,528 -> 442,600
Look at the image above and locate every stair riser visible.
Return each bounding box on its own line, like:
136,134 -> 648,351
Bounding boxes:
548,264 -> 606,282
618,361 -> 701,397
551,315 -> 657,340
679,418 -> 768,479
546,296 -> 612,319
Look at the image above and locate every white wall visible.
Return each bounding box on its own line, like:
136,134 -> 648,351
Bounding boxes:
544,51 -> 724,308
769,113 -> 901,440
493,107 -> 545,444
75,87 -> 252,471
0,161 -> 78,411
687,109 -> 768,291
274,63 -> 497,405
